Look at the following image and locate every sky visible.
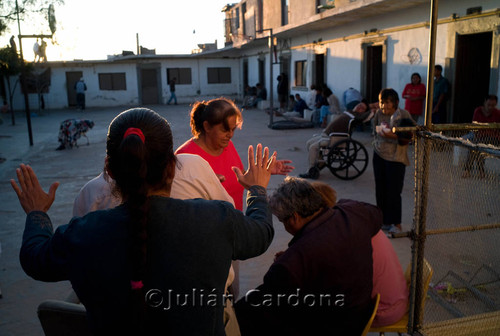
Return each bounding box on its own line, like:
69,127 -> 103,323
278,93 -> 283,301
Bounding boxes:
1,0 -> 232,61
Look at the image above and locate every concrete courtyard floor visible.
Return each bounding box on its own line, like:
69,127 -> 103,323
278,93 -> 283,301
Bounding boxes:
0,104 -> 413,335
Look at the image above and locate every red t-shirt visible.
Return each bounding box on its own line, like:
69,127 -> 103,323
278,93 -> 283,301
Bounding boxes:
402,83 -> 426,116
176,139 -> 244,210
472,106 -> 500,123
472,106 -> 500,142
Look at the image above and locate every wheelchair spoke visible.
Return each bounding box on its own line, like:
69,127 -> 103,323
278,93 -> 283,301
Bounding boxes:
327,139 -> 369,180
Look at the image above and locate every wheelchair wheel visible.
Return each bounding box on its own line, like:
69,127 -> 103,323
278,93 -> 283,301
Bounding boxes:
326,138 -> 369,180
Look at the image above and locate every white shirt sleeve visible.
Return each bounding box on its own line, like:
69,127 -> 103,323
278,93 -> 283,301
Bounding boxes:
171,154 -> 235,207
72,172 -> 121,217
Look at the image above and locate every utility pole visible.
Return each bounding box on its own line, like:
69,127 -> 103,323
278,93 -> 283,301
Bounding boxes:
257,28 -> 275,127
16,0 -> 33,146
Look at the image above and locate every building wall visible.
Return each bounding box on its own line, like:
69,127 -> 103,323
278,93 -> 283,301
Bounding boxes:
263,0 -> 282,31
290,0 -> 316,24
9,57 -> 241,111
280,0 -> 500,112
8,0 -> 500,116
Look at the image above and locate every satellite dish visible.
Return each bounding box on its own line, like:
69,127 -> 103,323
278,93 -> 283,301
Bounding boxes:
48,4 -> 56,35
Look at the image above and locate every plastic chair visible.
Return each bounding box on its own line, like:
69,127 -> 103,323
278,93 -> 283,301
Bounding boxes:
37,300 -> 91,336
369,258 -> 434,336
361,293 -> 381,336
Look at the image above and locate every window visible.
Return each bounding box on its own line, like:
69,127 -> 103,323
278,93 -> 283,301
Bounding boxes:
98,73 -> 126,90
242,3 -> 247,35
167,68 -> 192,84
207,67 -> 231,84
257,0 -> 263,32
235,8 -> 240,29
295,61 -> 306,87
281,0 -> 289,26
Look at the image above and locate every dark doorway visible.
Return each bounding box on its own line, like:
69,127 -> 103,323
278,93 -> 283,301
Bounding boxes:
453,32 -> 492,123
365,45 -> 383,103
258,59 -> 265,87
141,68 -> 159,105
66,71 -> 83,107
280,56 -> 290,80
313,53 -> 325,86
243,60 -> 249,94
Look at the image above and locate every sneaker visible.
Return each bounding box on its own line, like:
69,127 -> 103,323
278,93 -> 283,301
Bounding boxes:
299,167 -> 320,180
386,225 -> 402,238
381,224 -> 393,231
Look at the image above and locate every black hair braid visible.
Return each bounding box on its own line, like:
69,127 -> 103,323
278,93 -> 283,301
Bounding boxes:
117,134 -> 149,284
106,108 -> 175,325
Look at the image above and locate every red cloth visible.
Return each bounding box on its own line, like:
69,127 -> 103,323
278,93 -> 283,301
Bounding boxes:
472,106 -> 500,123
371,230 -> 409,327
402,83 -> 426,116
472,106 -> 500,143
176,139 -> 244,210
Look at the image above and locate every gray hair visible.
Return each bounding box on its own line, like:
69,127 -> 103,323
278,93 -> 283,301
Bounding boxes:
269,176 -> 326,221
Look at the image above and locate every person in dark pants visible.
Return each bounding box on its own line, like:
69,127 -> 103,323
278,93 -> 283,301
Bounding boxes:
432,65 -> 449,124
277,73 -> 288,113
167,77 -> 177,105
74,78 -> 87,110
372,88 -> 415,236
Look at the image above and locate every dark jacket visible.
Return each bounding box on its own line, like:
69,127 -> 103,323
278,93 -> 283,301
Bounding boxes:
236,199 -> 382,336
20,186 -> 273,335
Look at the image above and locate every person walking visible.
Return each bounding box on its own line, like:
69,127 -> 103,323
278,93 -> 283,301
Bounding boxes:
167,77 -> 178,105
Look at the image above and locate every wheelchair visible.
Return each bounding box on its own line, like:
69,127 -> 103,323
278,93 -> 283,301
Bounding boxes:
307,118 -> 369,180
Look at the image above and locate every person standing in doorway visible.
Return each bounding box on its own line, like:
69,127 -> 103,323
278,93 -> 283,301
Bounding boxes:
74,78 -> 87,110
167,77 -> 178,105
277,73 -> 288,114
402,73 -> 426,124
432,65 -> 449,124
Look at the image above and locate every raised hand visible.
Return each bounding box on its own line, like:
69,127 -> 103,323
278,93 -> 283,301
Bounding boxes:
271,158 -> 294,175
10,164 -> 59,214
232,144 -> 277,189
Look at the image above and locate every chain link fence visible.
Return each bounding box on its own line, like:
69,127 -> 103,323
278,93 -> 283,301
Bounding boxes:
400,124 -> 500,335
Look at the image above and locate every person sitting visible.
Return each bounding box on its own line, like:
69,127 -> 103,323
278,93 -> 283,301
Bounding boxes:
235,176 -> 382,335
311,181 -> 409,328
307,84 -> 317,109
243,85 -> 257,108
462,94 -> 500,178
255,83 -> 267,107
299,100 -> 373,179
320,86 -> 342,127
311,86 -> 327,126
293,94 -> 309,115
11,107 -> 277,335
343,87 -> 363,111
287,95 -> 297,112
